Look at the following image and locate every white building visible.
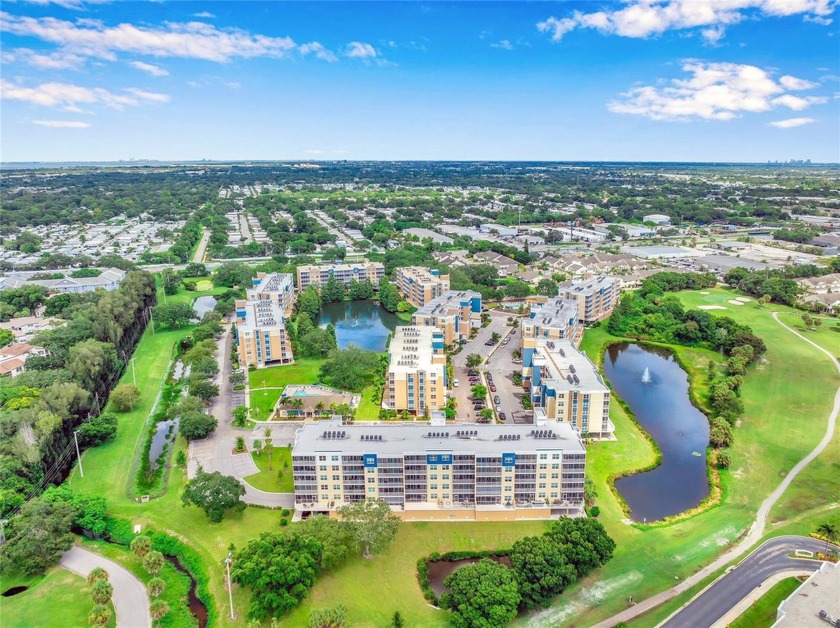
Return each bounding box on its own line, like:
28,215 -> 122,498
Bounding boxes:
643,214 -> 671,225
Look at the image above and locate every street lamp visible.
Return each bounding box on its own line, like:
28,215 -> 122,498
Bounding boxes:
225,552 -> 235,619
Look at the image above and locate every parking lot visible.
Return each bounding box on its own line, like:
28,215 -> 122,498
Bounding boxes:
484,331 -> 532,424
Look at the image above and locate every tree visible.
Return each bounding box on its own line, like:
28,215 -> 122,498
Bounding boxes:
536,278 -> 559,296
183,262 -> 208,277
757,294 -> 771,307
471,385 -> 488,399
299,328 -> 338,358
378,280 -> 401,313
252,439 -> 263,457
161,268 -> 182,295
179,411 -> 218,441
233,405 -> 249,427
490,331 -> 501,344
802,313 -> 814,329
88,605 -> 112,627
348,279 -> 374,300
143,550 -> 165,575
441,559 -> 520,628
504,280 -> 532,299
292,515 -> 356,570
709,418 -> 733,448
479,408 -> 494,422
175,450 -> 187,467
153,302 -> 195,329
86,567 -> 109,587
321,276 -> 346,304
716,449 -> 732,469
0,328 -> 13,348
510,535 -> 577,609
77,413 -> 118,447
319,347 -> 380,391
182,468 -> 246,522
235,436 -> 246,453
147,576 -> 166,598
465,353 -> 483,368
214,262 -> 254,288
309,605 -> 348,628
816,522 -> 838,555
67,339 -> 117,392
545,517 -> 616,577
149,599 -> 170,626
392,611 -> 404,628
336,498 -> 399,559
131,535 -> 151,558
110,384 -> 141,412
298,286 -> 322,323
0,498 -> 76,576
90,579 -> 113,605
188,379 -> 220,401
264,427 -> 274,470
231,532 -> 323,619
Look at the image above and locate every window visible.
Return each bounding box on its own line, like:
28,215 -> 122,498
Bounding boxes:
368,488 -> 376,493
332,475 -> 340,481
320,465 -> 327,471
319,455 -> 327,462
333,485 -> 341,491
320,475 -> 327,481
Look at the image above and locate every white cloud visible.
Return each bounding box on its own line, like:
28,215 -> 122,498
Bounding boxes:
32,119 -> 90,128
128,60 -> 168,76
608,61 -> 828,121
0,11 -> 333,64
491,39 -> 514,50
22,0 -> 107,9
701,25 -> 726,45
299,42 -> 337,62
769,117 -> 816,128
0,79 -> 169,111
2,47 -> 84,69
804,14 -> 833,24
537,0 -> 836,42
345,41 -> 377,59
192,11 -> 215,19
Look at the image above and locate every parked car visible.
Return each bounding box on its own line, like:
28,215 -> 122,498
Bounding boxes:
494,395 -> 501,404
499,412 -> 507,421
467,370 -> 478,377
453,379 -> 459,387
486,374 -> 494,383
490,385 -> 497,392
485,340 -> 495,346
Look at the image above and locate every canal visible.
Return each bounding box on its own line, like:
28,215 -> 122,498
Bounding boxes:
603,343 -> 710,522
316,300 -> 400,352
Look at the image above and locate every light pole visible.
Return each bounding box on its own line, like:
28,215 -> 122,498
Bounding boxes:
225,552 -> 235,619
130,357 -> 137,387
73,430 -> 84,478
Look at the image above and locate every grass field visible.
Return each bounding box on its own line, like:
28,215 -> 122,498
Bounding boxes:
2,567 -> 116,628
247,359 -> 324,419
243,446 -> 294,492
729,577 -> 801,628
355,385 -> 381,420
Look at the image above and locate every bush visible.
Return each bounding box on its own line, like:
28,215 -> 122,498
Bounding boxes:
77,413 -> 118,447
280,518 -> 289,527
110,384 -> 141,412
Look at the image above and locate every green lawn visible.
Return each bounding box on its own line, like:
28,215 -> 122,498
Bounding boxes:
355,385 -> 381,420
2,567 -> 116,628
247,359 -> 325,420
729,577 -> 801,628
243,447 -> 294,493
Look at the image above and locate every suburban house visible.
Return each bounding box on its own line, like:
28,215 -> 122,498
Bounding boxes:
0,343 -> 49,378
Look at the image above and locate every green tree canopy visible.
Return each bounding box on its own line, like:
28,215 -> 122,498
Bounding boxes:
441,559 -> 521,628
336,498 -> 399,559
182,468 -> 245,522
0,497 -> 76,576
319,347 -> 380,391
510,535 -> 577,609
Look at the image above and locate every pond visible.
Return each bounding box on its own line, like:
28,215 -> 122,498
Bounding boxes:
603,343 -> 710,522
148,418 -> 178,470
427,555 -> 512,597
192,296 -> 217,319
316,300 -> 400,352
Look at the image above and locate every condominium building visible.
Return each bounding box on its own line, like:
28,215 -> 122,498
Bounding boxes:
394,267 -> 450,307
558,275 -> 621,323
0,267 -> 126,293
234,273 -> 296,368
291,418 -> 586,521
521,297 -> 582,384
411,290 -> 482,346
528,339 -> 613,438
385,326 -> 447,413
296,260 -> 385,291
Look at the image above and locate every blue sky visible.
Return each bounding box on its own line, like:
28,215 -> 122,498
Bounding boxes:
1,1 -> 838,162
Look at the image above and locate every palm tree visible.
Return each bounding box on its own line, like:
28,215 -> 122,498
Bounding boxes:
264,427 -> 273,470
147,577 -> 166,598
130,535 -> 151,558
149,599 -> 169,626
816,522 -> 838,555
143,550 -> 165,575
90,580 -> 113,605
88,605 -> 112,627
235,436 -> 246,453
86,567 -> 109,587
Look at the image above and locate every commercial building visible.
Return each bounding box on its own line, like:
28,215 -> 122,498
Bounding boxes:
385,326 -> 447,414
296,260 -> 385,291
234,273 -> 296,368
527,339 -> 613,438
394,267 -> 450,307
621,245 -> 697,260
479,223 -> 518,238
412,290 -> 482,346
558,275 -> 621,323
291,418 -> 587,520
0,268 -> 126,293
643,214 -> 671,225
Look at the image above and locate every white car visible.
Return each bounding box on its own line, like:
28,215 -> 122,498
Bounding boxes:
453,379 -> 459,387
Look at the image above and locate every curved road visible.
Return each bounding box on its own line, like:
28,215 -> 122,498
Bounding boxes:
60,545 -> 152,628
594,311 -> 840,628
660,536 -> 835,628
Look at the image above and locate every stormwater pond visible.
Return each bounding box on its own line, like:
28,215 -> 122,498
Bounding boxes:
603,343 -> 710,522
316,300 -> 400,351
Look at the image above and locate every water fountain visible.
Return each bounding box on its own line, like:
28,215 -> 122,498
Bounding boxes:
641,367 -> 651,384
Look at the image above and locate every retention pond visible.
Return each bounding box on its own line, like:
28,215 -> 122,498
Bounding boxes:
316,300 -> 400,351
603,343 -> 710,522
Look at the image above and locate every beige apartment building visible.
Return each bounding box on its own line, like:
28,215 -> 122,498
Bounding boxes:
529,339 -> 613,438
411,290 -> 482,346
558,275 -> 621,323
521,297 -> 582,386
235,273 -> 296,368
385,326 -> 447,414
296,260 -> 385,291
291,418 -> 587,521
394,267 -> 450,307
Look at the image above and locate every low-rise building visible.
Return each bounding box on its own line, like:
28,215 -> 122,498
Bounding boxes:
527,339 -> 613,438
643,214 -> 671,225
0,316 -> 63,343
411,290 -> 482,346
774,560 -> 838,627
394,267 -> 450,307
296,260 -> 385,291
797,273 -> 840,294
479,223 -> 518,238
234,273 -> 296,369
0,343 -> 49,377
558,275 -> 621,323
0,268 -> 126,293
291,418 -> 586,520
385,326 -> 447,413
273,385 -> 360,419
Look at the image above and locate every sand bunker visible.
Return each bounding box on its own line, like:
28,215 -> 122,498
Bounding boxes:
698,305 -> 727,310
727,300 -> 744,305
735,297 -> 752,302
700,291 -> 711,295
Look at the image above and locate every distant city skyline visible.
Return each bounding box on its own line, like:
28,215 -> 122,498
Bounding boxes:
1,1 -> 838,163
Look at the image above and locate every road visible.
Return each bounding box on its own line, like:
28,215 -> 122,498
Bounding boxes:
60,545 -> 152,628
484,327 -> 532,424
593,311 -> 840,628
187,325 -> 295,508
191,227 -> 210,264
660,536 -> 833,628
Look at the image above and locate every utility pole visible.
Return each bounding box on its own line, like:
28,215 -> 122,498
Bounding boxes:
74,430 -> 84,478
225,552 -> 235,619
130,357 -> 137,387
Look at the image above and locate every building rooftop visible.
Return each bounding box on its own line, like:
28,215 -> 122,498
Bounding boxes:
533,339 -> 608,393
560,275 -> 619,297
292,418 -> 585,456
237,299 -> 287,332
527,297 -> 579,329
775,561 -> 839,627
388,326 -> 443,373
413,290 -> 481,318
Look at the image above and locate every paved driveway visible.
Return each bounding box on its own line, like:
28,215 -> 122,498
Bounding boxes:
451,311 -> 512,368
61,545 -> 151,628
484,329 -> 531,424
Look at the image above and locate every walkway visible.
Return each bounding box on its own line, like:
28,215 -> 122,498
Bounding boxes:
187,325 -> 295,508
60,545 -> 151,628
593,312 -> 840,627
